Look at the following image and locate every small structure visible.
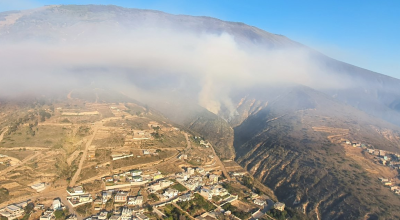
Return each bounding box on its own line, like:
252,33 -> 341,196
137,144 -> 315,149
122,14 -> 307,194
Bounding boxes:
40,210 -> 54,220
178,193 -> 193,202
31,182 -> 46,192
130,169 -> 142,176
143,150 -> 150,155
163,188 -> 179,199
274,202 -> 285,211
209,174 -> 219,184
98,211 -> 108,220
127,196 -> 143,206
132,176 -> 143,182
254,198 -> 266,206
53,198 -> 62,210
0,204 -> 25,219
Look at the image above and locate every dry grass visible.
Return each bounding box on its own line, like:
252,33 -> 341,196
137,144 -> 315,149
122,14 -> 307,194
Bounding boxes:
1,125 -> 71,148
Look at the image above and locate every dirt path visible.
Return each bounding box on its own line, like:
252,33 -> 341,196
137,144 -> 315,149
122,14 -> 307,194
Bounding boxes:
69,123 -> 100,187
0,147 -> 49,151
79,151 -> 179,185
182,132 -> 230,180
205,141 -> 231,181
67,90 -> 73,100
0,127 -> 8,144
0,151 -> 40,175
67,150 -> 83,166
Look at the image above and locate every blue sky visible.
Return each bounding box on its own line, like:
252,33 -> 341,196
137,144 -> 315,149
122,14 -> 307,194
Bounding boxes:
1,0 -> 399,78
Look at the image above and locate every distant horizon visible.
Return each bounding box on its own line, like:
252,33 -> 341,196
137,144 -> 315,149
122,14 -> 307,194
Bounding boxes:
0,0 -> 399,79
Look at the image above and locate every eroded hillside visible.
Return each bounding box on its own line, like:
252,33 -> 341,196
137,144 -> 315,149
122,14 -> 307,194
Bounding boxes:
232,86 -> 400,219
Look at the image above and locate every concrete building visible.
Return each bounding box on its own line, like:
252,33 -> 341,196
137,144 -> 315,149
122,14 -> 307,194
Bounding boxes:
115,191 -> 129,203
40,210 -> 54,220
254,198 -> 266,206
274,202 -> 285,211
31,182 -> 46,192
53,198 -> 62,210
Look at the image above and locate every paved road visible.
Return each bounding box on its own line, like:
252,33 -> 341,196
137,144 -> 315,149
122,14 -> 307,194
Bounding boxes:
69,122 -> 100,187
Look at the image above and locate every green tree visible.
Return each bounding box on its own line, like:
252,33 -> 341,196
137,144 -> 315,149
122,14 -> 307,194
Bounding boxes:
54,210 -> 65,219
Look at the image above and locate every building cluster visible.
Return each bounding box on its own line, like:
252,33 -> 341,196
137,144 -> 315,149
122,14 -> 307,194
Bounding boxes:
0,200 -> 29,219
0,198 -> 67,220
92,189 -> 143,210
66,186 -> 93,207
344,139 -> 400,168
147,179 -> 173,193
85,207 -> 149,220
379,177 -> 400,195
102,169 -> 146,185
365,147 -> 400,168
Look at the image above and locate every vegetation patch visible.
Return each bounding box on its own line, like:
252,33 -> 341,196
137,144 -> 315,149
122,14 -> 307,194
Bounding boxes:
222,203 -> 251,219
177,193 -> 216,216
171,183 -> 187,192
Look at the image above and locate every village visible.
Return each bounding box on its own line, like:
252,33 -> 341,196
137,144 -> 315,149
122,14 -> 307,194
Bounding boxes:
0,164 -> 286,220
342,139 -> 400,196
0,101 -> 287,220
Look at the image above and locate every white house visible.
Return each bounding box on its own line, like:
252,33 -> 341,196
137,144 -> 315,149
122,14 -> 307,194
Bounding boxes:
127,196 -> 143,206
31,182 -> 46,192
130,169 -> 142,176
40,211 -> 53,220
73,186 -> 84,194
1,205 -> 24,219
254,198 -> 266,206
121,207 -> 133,220
53,198 -> 62,210
98,211 -> 108,220
178,193 -> 193,202
102,190 -> 114,203
163,188 -> 179,199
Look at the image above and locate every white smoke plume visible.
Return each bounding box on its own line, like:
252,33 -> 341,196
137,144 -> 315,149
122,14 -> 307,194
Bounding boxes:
0,27 -> 350,115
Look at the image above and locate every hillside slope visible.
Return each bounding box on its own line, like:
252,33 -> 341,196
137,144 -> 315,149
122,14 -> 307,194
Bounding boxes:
1,5 -> 400,128
233,86 -> 400,219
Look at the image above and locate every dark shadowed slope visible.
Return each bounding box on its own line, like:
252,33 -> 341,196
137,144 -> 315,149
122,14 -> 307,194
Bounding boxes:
233,86 -> 400,219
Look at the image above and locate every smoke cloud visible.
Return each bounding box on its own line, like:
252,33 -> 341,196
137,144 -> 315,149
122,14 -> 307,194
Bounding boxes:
0,27 -> 350,115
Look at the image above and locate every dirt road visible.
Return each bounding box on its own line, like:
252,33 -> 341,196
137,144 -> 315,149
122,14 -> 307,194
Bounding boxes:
207,142 -> 231,181
0,151 -> 40,175
183,132 -> 230,180
69,122 -> 100,187
0,127 -> 8,144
